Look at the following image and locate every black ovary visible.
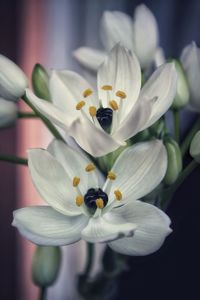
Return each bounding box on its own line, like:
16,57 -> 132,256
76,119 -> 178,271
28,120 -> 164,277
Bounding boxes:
96,108 -> 113,131
84,188 -> 108,209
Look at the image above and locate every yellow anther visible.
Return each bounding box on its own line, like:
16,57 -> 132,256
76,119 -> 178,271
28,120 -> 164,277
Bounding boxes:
95,198 -> 104,209
76,195 -> 84,207
73,177 -> 80,187
116,90 -> 127,99
109,100 -> 119,111
101,85 -> 113,91
107,171 -> 116,180
76,101 -> 85,110
85,163 -> 96,172
83,88 -> 93,98
114,189 -> 122,201
89,106 -> 97,117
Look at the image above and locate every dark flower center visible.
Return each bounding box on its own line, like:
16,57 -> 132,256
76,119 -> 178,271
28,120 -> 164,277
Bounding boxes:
84,188 -> 108,209
96,108 -> 113,131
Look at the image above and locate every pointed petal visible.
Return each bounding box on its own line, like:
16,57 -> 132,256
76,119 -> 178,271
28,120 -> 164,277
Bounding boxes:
140,63 -> 177,129
13,206 -> 88,246
47,140 -> 99,191
28,149 -> 81,216
81,214 -> 137,243
73,47 -> 106,72
97,44 -> 141,122
133,4 -> 159,68
108,200 -> 171,255
181,42 -> 200,111
104,140 -> 167,205
100,11 -> 133,51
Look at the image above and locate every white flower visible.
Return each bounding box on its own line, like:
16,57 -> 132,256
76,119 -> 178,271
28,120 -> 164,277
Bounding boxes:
74,4 -> 159,70
13,139 -> 172,256
0,54 -> 28,101
0,98 -> 17,127
26,45 -> 177,157
181,42 -> 200,112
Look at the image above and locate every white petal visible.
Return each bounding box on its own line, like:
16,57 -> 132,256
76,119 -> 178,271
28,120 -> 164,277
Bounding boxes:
140,63 -> 177,129
97,44 -> 141,122
104,140 -> 167,205
69,116 -> 126,157
133,4 -> 159,68
0,54 -> 28,101
181,42 -> 200,111
28,149 -> 81,216
154,47 -> 166,67
108,200 -> 171,255
100,11 -> 133,51
73,47 -> 106,72
13,206 -> 88,246
81,214 -> 137,243
0,98 -> 17,127
47,139 -> 99,191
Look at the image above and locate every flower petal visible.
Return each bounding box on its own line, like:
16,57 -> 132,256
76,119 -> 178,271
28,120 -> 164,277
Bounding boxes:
97,44 -> 141,122
181,42 -> 200,111
133,4 -> 159,68
81,214 -> 137,243
13,206 -> 88,246
104,140 -> 167,205
108,200 -> 172,255
0,98 -> 17,128
47,139 -> 99,192
140,63 -> 177,129
28,148 -> 81,216
73,47 -> 106,72
100,11 -> 133,51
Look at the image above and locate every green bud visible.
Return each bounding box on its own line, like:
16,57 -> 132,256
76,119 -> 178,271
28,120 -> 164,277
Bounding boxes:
190,131 -> 200,163
32,246 -> 61,287
164,136 -> 182,185
32,64 -> 50,101
171,59 -> 189,109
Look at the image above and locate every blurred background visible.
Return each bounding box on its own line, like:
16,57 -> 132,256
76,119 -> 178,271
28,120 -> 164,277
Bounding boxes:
0,0 -> 200,299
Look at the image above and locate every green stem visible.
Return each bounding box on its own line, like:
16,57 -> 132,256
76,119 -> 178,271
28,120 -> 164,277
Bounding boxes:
181,117 -> 200,157
173,109 -> 180,143
17,111 -> 38,119
22,95 -> 65,142
0,154 -> 28,165
39,287 -> 46,300
84,243 -> 94,277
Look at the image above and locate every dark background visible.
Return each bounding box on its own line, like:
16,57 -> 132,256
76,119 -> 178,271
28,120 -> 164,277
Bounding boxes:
0,0 -> 200,299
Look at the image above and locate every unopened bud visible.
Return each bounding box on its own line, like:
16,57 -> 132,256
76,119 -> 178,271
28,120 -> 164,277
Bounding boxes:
0,98 -> 17,128
190,131 -> 200,163
32,64 -> 50,101
164,136 -> 182,185
32,246 -> 61,287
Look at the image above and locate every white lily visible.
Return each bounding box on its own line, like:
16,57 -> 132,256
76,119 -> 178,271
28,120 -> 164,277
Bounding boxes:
26,45 -> 177,157
0,54 -> 28,101
181,42 -> 200,112
74,4 -> 159,71
13,139 -> 172,256
0,98 -> 17,127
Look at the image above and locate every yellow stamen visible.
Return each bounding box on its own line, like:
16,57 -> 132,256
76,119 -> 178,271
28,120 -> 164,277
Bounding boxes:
83,88 -> 93,98
76,195 -> 84,207
95,198 -> 104,209
89,106 -> 97,117
73,177 -> 80,187
116,90 -> 127,99
109,100 -> 119,111
101,85 -> 113,91
107,171 -> 116,180
85,163 -> 96,172
114,189 -> 122,201
76,101 -> 85,110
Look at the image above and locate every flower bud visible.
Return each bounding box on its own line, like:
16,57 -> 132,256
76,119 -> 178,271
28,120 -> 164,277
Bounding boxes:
32,64 -> 50,101
32,246 -> 61,287
171,59 -> 189,109
190,131 -> 200,163
0,54 -> 28,101
0,98 -> 17,127
164,136 -> 182,185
